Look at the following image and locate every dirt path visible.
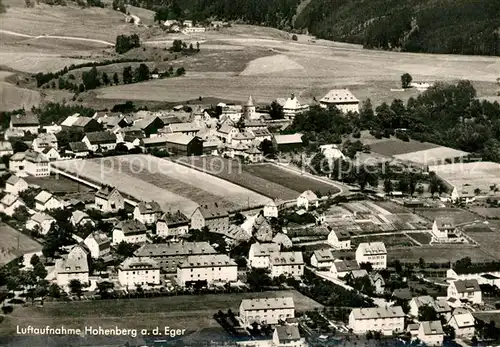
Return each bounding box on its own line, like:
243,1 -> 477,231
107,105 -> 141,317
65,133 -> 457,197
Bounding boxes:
0,29 -> 115,46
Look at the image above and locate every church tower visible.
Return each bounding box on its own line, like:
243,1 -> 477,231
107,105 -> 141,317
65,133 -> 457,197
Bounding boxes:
243,95 -> 257,120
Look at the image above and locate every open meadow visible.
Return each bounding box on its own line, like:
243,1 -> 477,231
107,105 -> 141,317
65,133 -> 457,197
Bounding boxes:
0,290 -> 321,335
430,162 -> 500,194
0,223 -> 42,266
414,208 -> 480,225
388,245 -> 496,264
53,155 -> 271,214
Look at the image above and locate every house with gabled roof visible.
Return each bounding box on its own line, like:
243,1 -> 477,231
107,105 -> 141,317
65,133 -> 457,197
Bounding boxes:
63,116 -> 101,133
355,242 -> 387,270
40,146 -> 60,161
417,320 -> 444,346
26,212 -> 55,235
269,251 -> 304,279
84,231 -> 111,259
432,217 -> 455,241
133,201 -> 162,225
133,117 -> 165,137
239,297 -> 295,326
273,134 -> 303,152
5,175 -> 28,195
349,306 -> 405,335
282,93 -> 309,119
118,257 -> 160,289
9,113 -> 40,134
272,233 -> 292,249
409,295 -> 452,320
327,229 -> 351,249
448,311 -> 475,337
55,255 -> 89,289
70,210 -> 94,227
190,203 -> 229,232
32,133 -> 58,152
330,259 -> 360,278
95,185 -> 124,213
112,219 -> 148,245
447,279 -> 482,304
166,122 -> 201,136
0,194 -> 25,216
310,248 -> 335,269
35,191 -> 62,211
0,141 -> 13,157
9,152 -> 26,175
24,150 -> 50,177
82,131 -> 117,152
216,122 -> 239,143
273,325 -> 305,346
156,210 -> 190,237
248,242 -> 280,268
263,199 -> 281,218
297,190 -> 318,210
67,142 -> 90,158
176,254 -> 237,287
320,88 -> 360,113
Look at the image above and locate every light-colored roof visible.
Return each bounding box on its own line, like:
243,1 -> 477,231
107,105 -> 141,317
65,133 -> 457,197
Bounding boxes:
136,201 -> 162,214
435,217 -> 455,229
357,242 -> 387,255
274,134 -> 303,145
6,175 -> 24,185
272,233 -> 291,246
275,325 -> 301,343
31,212 -> 55,224
351,306 -> 404,320
1,194 -> 21,207
11,113 -> 39,126
0,141 -> 13,152
320,88 -> 359,104
61,114 -> 80,127
25,150 -> 49,163
269,251 -> 304,266
240,297 -> 294,311
245,95 -> 254,107
421,321 -> 444,336
9,152 -> 25,161
35,191 -> 54,204
250,242 -> 280,256
95,186 -> 119,200
55,256 -> 88,274
452,312 -> 475,328
168,122 -> 201,133
119,256 -> 159,270
313,249 -> 335,262
412,296 -> 451,313
86,231 -> 110,249
71,210 -> 90,224
135,242 -> 216,257
178,254 -> 236,268
299,190 -> 318,201
164,133 -> 196,145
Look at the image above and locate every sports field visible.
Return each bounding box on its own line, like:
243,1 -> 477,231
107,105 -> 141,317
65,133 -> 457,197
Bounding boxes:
0,223 -> 42,266
52,155 -> 271,214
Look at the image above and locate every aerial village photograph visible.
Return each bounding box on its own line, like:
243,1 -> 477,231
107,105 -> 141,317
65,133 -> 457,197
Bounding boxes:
0,0 -> 499,346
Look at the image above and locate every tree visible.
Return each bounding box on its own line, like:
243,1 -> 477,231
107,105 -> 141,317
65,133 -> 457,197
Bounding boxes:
48,283 -> 61,298
69,279 -> 83,297
115,241 -> 139,258
474,188 -> 481,195
58,77 -> 65,89
12,141 -> 29,153
171,39 -> 183,52
13,205 -> 29,223
154,8 -> 169,23
102,72 -> 110,85
115,34 -> 141,54
291,34 -> 298,41
401,73 -> 412,89
196,41 -> 200,51
33,262 -> 47,280
418,305 -> 438,321
269,100 -> 284,119
122,66 -> 133,84
97,281 -> 114,298
175,67 -> 186,76
247,268 -> 273,290
113,72 -> 119,85
30,254 -> 40,267
135,63 -> 150,82
383,178 -> 393,195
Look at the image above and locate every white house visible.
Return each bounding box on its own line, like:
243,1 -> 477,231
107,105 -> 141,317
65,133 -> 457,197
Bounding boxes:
0,194 -> 25,216
355,242 -> 387,270
296,190 -> 318,210
32,132 -> 58,152
320,89 -> 360,114
26,212 -> 55,235
431,217 -> 455,241
348,306 -> 405,335
327,229 -> 351,249
68,142 -> 90,158
156,210 -> 190,238
118,257 -> 160,289
82,131 -> 117,152
448,312 -> 475,338
8,152 -> 26,175
409,295 -> 452,320
281,93 -> 309,119
272,325 -> 306,347
239,297 -> 295,326
84,231 -> 111,259
176,254 -> 237,287
320,144 -> 346,164
447,279 -> 482,304
0,141 -> 13,157
330,259 -> 360,278
112,220 -> 148,245
55,256 -> 89,289
70,210 -> 94,227
263,200 -> 280,218
9,113 -> 40,134
248,242 -> 280,268
40,147 -> 60,161
269,252 -> 304,279
310,249 -> 335,269
5,175 -> 28,195
95,186 -> 124,213
133,201 -> 163,225
34,191 -> 62,211
24,150 -> 50,177
446,265 -> 500,287
417,321 -> 444,346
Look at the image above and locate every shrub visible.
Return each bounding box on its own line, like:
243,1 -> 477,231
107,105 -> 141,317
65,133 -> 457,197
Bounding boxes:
292,34 -> 298,41
2,306 -> 13,314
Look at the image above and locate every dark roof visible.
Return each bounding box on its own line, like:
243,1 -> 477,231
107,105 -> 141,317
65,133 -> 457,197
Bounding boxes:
275,326 -> 301,343
69,142 -> 89,152
136,201 -> 162,214
453,279 -> 481,293
197,203 -> 228,219
10,113 -> 39,126
159,211 -> 189,227
393,288 -> 412,300
453,263 -> 500,275
123,129 -> 146,142
115,220 -> 147,235
85,131 -> 117,144
95,185 -> 119,200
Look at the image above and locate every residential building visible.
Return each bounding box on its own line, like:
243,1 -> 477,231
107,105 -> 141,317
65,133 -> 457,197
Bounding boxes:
5,175 -> 28,195
248,242 -> 280,268
166,122 -> 201,136
281,93 -> 309,119
32,133 -> 58,152
269,252 -> 304,279
9,113 -> 40,134
272,325 -> 306,347
217,123 -> 239,143
296,190 -> 318,210
369,272 -> 386,295
250,128 -> 272,143
447,279 -> 482,304
190,203 -> 229,232
82,131 -> 117,152
34,191 -> 62,211
310,249 -> 335,269
272,233 -> 292,249
409,296 -> 452,320
68,243 -> 91,265
62,115 -> 100,133
239,297 -> 295,326
448,312 -> 475,337
134,242 -> 217,274
348,306 -> 405,335
355,242 -> 387,270
327,229 -> 351,249
112,220 -> 148,245
95,186 -> 124,213
133,201 -> 162,225
0,141 -> 13,156
133,117 -> 164,137
253,215 -> 274,242
446,263 -> 500,286
244,146 -> 263,163
70,210 -> 94,227
431,217 -> 455,241
417,321 -> 444,346
40,147 -> 60,161
177,254 -> 237,287
330,259 -> 360,278
163,134 -> 203,156
84,231 -> 111,259
67,142 -> 90,158
24,150 -> 50,177
8,152 -> 25,174
26,212 -> 55,235
319,89 -> 360,113
263,200 -> 280,218
55,256 -> 89,289
273,134 -> 303,152
156,211 -> 190,237
0,194 -> 25,216
118,257 -> 160,289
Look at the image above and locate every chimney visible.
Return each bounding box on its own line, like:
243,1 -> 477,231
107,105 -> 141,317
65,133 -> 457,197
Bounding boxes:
291,93 -> 295,100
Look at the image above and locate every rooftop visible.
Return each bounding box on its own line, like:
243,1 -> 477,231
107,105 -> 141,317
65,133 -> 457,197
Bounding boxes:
453,279 -> 481,293
320,89 -> 359,104
269,251 -> 304,266
136,201 -> 163,214
357,242 -> 387,255
178,254 -> 236,268
240,297 -> 294,311
115,220 -> 148,235
84,131 -> 117,144
11,113 -> 39,126
351,306 -> 404,320
274,134 -> 303,145
251,242 -> 280,257
275,325 -> 301,343
421,321 -> 444,336
119,256 -> 159,271
135,242 -> 216,258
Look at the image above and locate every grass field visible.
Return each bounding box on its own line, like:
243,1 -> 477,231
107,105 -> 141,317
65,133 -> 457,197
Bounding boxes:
414,208 -> 479,224
351,234 -> 416,248
409,232 -> 432,245
25,175 -> 94,194
53,155 -> 271,214
368,139 -> 439,157
0,290 -> 321,335
462,231 -> 500,260
469,207 -> 500,219
388,246 -> 496,263
393,147 -> 469,166
0,223 -> 42,266
430,162 -> 500,194
178,157 -> 339,200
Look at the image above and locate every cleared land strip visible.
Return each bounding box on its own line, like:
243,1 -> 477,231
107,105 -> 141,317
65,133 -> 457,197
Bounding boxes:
0,29 -> 114,46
